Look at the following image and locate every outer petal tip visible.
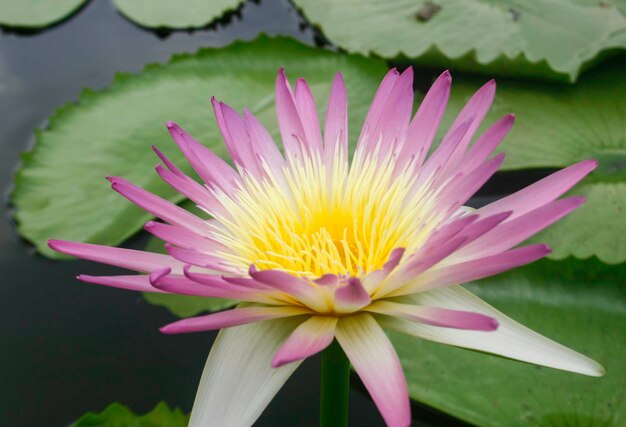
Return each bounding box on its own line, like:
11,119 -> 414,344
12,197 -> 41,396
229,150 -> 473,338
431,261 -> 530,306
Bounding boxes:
159,324 -> 176,334
594,363 -> 607,377
488,317 -> 499,331
165,120 -> 176,129
587,158 -> 599,170
539,244 -> 552,255
270,356 -> 288,368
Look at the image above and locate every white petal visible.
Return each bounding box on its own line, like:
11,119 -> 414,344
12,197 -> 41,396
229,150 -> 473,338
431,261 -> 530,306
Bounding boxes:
189,317 -> 304,426
381,286 -> 604,376
335,313 -> 411,427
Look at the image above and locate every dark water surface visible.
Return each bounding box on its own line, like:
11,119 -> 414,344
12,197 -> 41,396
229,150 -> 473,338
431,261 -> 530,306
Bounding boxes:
0,1 -> 548,426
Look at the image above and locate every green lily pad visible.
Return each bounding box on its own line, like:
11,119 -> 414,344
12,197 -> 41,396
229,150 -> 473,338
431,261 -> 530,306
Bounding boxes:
0,0 -> 87,28
441,57 -> 626,263
292,0 -> 626,82
390,258 -> 625,426
112,0 -> 244,29
72,401 -> 188,426
12,36 -> 387,259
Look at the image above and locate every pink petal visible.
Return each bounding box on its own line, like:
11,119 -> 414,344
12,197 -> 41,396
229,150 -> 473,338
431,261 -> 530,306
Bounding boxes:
415,118 -> 473,186
459,114 -> 515,176
436,153 -> 505,214
152,145 -> 185,178
383,247 -> 406,271
155,164 -> 223,214
314,274 -> 340,286
377,237 -> 468,298
153,147 -> 229,216
395,70 -> 451,173
212,98 -> 263,178
323,72 -> 348,165
272,316 -> 337,367
165,244 -> 237,273
77,274 -> 166,293
439,79 -> 496,171
242,109 -> 285,174
275,68 -> 306,160
457,197 -> 585,259
334,277 -> 371,313
411,244 -> 551,293
107,176 -> 213,237
454,211 -> 512,249
363,248 -> 406,292
222,275 -> 278,290
295,78 -> 323,154
166,121 -> 240,192
48,240 -> 183,273
419,215 -> 479,253
144,221 -> 229,253
357,68 -> 399,148
359,67 -> 414,155
151,268 -> 273,303
160,305 -> 309,334
367,301 -> 498,331
477,159 -> 597,220
249,267 -> 318,301
335,314 -> 411,427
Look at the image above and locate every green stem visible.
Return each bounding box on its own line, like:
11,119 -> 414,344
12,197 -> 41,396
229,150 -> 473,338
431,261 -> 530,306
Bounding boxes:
319,339 -> 350,427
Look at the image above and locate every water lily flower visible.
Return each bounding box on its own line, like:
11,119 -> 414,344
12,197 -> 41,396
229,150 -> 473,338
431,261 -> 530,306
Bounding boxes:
49,67 -> 604,427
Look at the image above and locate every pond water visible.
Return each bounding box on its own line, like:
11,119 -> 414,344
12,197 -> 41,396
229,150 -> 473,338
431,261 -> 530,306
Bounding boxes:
0,1 -> 548,426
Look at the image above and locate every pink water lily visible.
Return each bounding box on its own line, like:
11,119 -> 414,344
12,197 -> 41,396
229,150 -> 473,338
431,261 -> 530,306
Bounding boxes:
50,68 -> 604,427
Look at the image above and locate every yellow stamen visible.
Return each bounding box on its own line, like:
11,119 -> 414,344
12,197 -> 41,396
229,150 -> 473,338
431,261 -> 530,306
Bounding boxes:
210,145 -> 443,279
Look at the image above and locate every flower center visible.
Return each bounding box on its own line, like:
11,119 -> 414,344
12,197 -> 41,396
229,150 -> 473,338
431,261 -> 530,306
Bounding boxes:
210,150 -> 436,278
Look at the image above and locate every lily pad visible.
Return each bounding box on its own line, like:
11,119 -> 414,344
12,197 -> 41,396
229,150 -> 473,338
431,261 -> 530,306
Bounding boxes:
12,36 -> 387,259
112,0 -> 244,29
292,0 -> 626,82
441,57 -> 626,263
72,401 -> 188,426
390,258 -> 625,426
0,0 -> 87,29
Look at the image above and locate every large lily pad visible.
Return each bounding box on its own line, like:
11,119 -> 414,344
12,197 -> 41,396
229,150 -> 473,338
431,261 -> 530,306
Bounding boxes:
12,36 -> 387,259
441,57 -> 626,263
112,0 -> 244,29
390,258 -> 625,426
0,0 -> 87,28
72,402 -> 188,426
293,0 -> 626,82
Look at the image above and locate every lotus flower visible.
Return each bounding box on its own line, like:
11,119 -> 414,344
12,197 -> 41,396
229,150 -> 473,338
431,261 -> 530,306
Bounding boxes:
49,68 -> 604,427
